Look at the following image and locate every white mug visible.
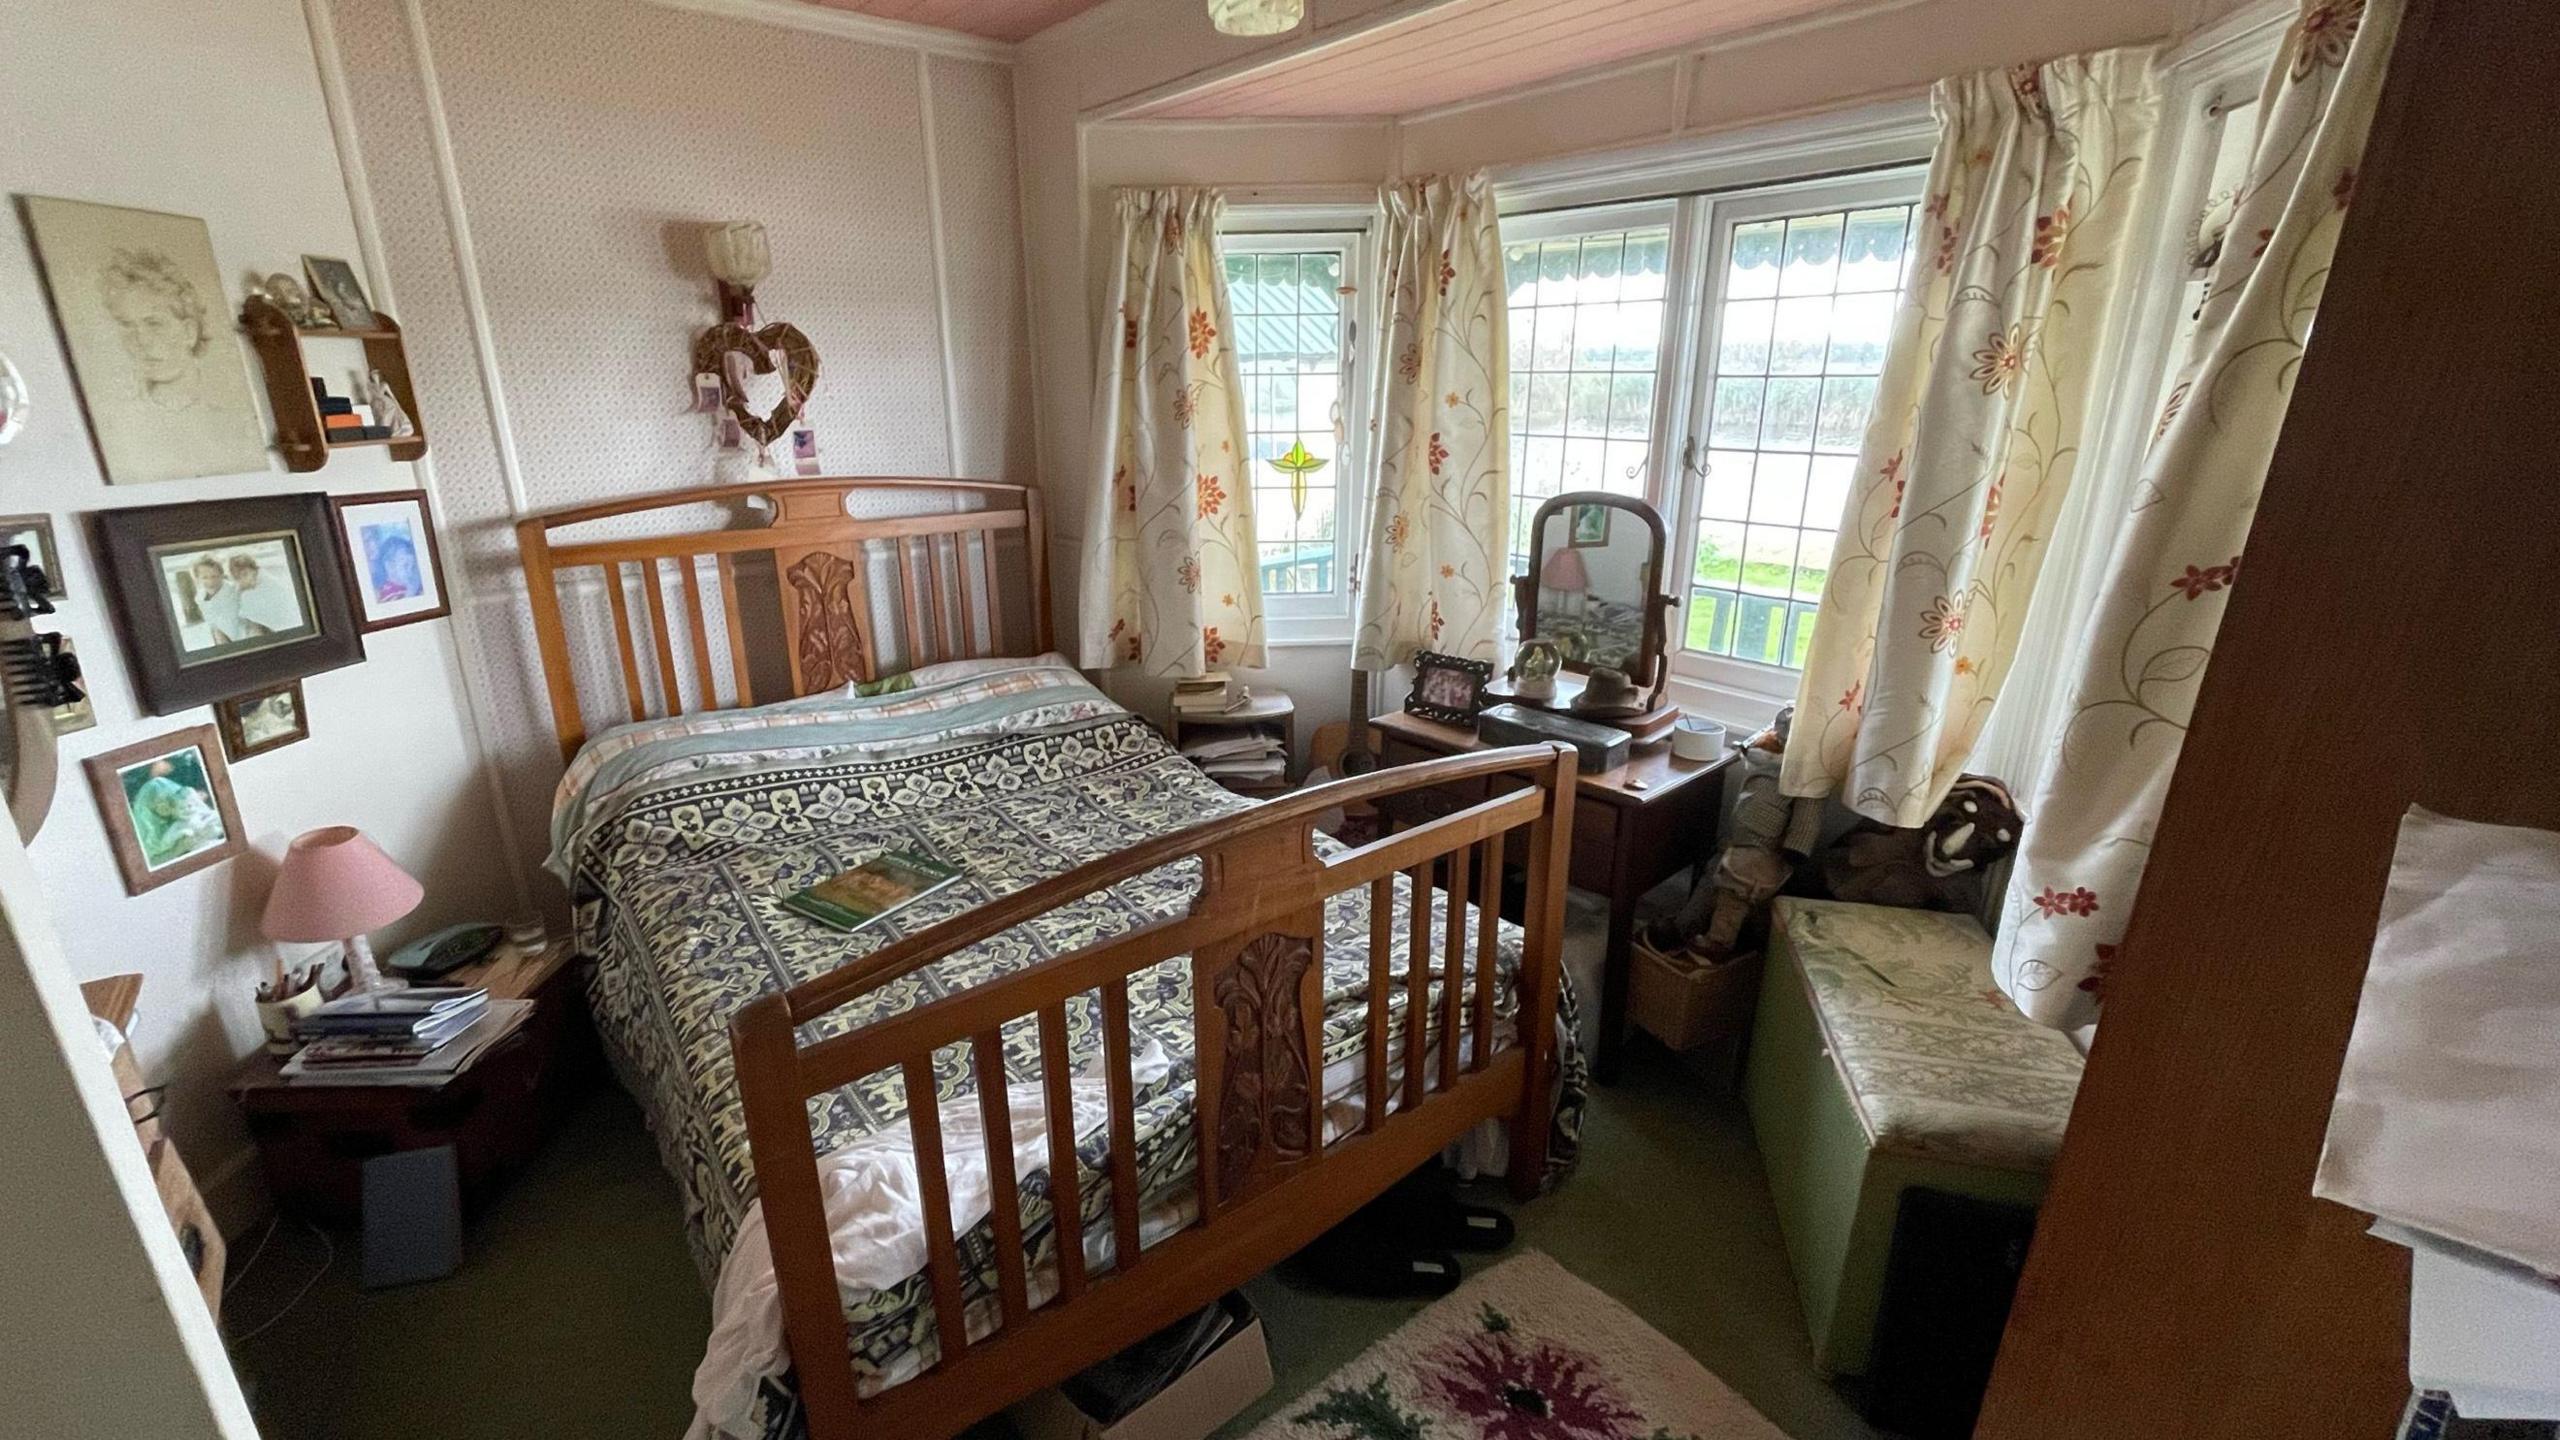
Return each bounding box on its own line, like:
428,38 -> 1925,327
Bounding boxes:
1671,716 -> 1727,762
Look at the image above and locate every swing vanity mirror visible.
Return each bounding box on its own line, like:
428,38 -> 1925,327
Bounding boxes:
1510,491 -> 1675,712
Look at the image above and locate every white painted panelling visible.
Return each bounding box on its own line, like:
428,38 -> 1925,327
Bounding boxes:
318,0 -> 1036,894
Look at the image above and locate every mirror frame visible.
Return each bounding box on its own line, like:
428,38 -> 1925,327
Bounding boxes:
1509,490 -> 1677,709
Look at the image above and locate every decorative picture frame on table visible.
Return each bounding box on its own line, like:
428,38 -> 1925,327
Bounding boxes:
1405,650 -> 1494,727
92,493 -> 364,716
216,679 -> 308,761
300,255 -> 376,331
327,489 -> 449,632
85,724 -> 245,895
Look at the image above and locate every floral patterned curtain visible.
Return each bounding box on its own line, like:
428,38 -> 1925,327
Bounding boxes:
1994,0 -> 2402,1028
1352,173 -> 1511,670
1078,188 -> 1266,675
1783,51 -> 2160,823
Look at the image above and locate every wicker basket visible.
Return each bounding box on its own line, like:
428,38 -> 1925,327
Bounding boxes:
1629,943 -> 1764,1051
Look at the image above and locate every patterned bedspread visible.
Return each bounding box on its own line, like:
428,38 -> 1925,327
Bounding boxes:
551,659 -> 1585,1432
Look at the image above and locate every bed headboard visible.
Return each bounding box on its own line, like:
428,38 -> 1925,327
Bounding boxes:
514,477 -> 1051,762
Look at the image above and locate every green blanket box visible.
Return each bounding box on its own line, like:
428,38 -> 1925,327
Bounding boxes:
1744,897 -> 2086,1375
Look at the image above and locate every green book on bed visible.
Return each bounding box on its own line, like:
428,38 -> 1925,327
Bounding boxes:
782,850 -> 963,932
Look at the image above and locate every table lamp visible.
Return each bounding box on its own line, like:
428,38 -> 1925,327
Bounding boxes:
1541,543 -> 1590,617
262,826 -> 423,994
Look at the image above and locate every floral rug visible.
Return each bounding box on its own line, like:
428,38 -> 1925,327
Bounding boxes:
1239,1250 -> 1786,1440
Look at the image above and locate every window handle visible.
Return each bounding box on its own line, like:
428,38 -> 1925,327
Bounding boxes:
1680,436 -> 1710,482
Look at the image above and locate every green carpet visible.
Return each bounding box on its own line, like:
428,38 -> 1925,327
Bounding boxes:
228,904 -> 1875,1440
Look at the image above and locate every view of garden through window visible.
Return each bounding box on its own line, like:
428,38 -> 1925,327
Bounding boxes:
1502,227 -> 1668,578
1224,247 -> 1347,599
1691,203 -> 1915,669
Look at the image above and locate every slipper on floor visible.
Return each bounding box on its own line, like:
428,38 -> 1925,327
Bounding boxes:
1296,1226 -> 1465,1299
1363,1187 -> 1518,1254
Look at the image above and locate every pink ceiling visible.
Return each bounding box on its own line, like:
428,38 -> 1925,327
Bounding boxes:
810,0 -> 1111,43
1133,0 -> 1851,119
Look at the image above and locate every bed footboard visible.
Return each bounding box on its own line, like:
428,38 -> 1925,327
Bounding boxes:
731,742 -> 1579,1440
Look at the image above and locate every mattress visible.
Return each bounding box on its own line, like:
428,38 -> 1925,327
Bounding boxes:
549,658 -> 1586,1438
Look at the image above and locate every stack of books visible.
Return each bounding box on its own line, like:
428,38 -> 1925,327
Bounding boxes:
1181,732 -> 1287,786
310,377 -> 393,442
280,986 -> 532,1086
1172,674 -> 1249,718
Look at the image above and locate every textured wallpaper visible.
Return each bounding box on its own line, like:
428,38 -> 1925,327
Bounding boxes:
323,0 -> 1033,892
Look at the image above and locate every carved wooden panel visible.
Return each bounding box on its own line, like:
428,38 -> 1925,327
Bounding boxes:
783,548 -> 870,692
1211,931 -> 1318,1205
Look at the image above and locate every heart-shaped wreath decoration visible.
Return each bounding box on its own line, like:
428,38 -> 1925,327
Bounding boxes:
692,320 -> 820,447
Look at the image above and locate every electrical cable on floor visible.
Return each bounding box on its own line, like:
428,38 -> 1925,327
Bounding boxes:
222,1214 -> 281,1296
227,1219 -> 335,1345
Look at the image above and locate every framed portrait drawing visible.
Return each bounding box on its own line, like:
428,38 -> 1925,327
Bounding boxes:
85,725 -> 245,894
93,493 -> 364,715
0,514 -> 66,598
328,489 -> 448,631
216,679 -> 308,761
17,197 -> 267,485
301,255 -> 376,331
1405,650 -> 1494,727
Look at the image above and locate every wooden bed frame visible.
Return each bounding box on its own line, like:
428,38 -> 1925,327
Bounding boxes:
517,478 -> 1578,1440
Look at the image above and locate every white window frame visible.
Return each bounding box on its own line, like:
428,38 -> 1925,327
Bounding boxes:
1661,169 -> 1928,710
1219,214 -> 1374,646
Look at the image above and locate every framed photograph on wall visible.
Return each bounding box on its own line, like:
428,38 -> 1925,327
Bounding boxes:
84,725 -> 245,894
16,196 -> 267,485
93,493 -> 364,715
328,489 -> 448,632
215,679 -> 308,761
0,514 -> 66,598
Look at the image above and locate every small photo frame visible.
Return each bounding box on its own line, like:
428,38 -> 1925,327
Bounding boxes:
50,635 -> 94,735
329,489 -> 449,632
1569,503 -> 1613,547
1406,650 -> 1495,727
216,679 -> 308,761
85,725 -> 245,894
93,493 -> 365,715
0,514 -> 66,598
302,255 -> 377,330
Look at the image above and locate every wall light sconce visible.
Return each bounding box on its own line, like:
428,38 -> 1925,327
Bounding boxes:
704,220 -> 772,324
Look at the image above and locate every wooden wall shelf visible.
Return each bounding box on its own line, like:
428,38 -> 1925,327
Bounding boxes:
241,295 -> 428,473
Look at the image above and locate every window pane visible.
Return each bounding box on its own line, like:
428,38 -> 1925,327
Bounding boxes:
1572,302 -> 1619,368
1719,300 -> 1774,374
1605,439 -> 1652,495
1577,234 -> 1624,302
1700,450 -> 1754,520
1562,437 -> 1608,491
1225,243 -> 1352,604
1749,452 -> 1810,527
1615,301 -> 1662,370
1770,297 -> 1831,374
1623,232 -> 1670,301
1779,214 -> 1843,296
1505,243 -> 1541,307
1563,373 -> 1610,438
1675,196 -> 1920,675
1814,376 -> 1877,452
1760,378 -> 1820,452
1531,308 -> 1574,370
1525,373 -> 1567,434
1840,208 -> 1909,292
1537,241 -> 1578,305
1711,379 -> 1765,448
1728,221 -> 1784,300
1607,373 -> 1655,439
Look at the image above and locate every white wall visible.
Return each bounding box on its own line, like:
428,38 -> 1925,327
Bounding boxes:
0,0 -> 522,1231
320,0 -> 1038,882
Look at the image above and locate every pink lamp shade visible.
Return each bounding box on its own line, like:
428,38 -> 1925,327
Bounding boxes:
1541,545 -> 1590,593
262,826 -> 422,943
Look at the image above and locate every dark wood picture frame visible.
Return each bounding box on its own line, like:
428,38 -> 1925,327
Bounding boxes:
93,493 -> 365,716
1404,649 -> 1494,726
84,725 -> 246,895
328,488 -> 451,632
0,514 -> 67,598
215,679 -> 309,761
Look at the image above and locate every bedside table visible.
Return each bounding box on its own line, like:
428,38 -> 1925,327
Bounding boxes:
229,940 -> 595,1224
1170,690 -> 1297,798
